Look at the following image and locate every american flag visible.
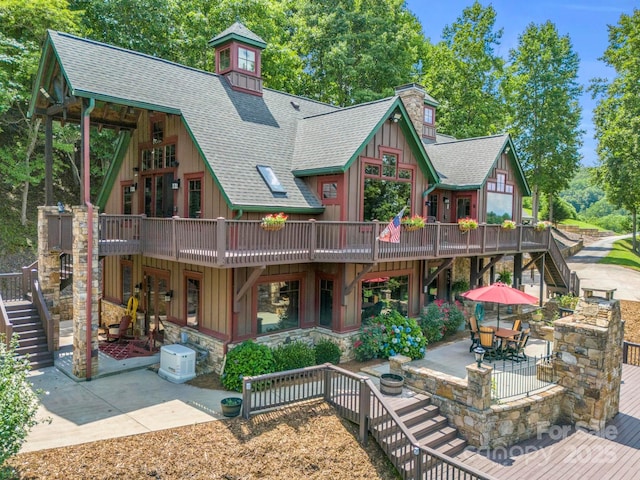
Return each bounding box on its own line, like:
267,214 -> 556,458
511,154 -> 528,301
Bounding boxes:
378,207 -> 406,243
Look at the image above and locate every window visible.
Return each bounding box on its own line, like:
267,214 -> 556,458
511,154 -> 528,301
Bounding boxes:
318,279 -> 333,328
238,47 -> 255,72
363,149 -> 414,222
121,259 -> 132,303
152,120 -> 163,144
219,48 -> 231,71
257,165 -> 286,195
428,194 -> 438,219
185,274 -> 201,328
122,184 -> 133,214
257,280 -> 300,334
496,173 -> 506,192
322,182 -> 338,200
423,107 -> 434,125
187,177 -> 202,218
361,275 -> 409,319
382,153 -> 397,177
457,197 -> 471,219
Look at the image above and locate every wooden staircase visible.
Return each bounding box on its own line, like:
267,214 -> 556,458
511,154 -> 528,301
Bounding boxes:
534,237 -> 580,296
372,393 -> 468,474
5,301 -> 54,369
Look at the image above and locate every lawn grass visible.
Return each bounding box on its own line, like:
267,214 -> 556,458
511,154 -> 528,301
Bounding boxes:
560,218 -> 608,231
599,238 -> 640,271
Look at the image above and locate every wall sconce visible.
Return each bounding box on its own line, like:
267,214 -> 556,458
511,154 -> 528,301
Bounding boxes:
474,347 -> 485,368
134,283 -> 142,294
443,197 -> 450,208
129,183 -> 137,193
171,179 -> 181,190
388,111 -> 402,123
164,290 -> 173,302
170,160 -> 179,168
133,166 -> 139,173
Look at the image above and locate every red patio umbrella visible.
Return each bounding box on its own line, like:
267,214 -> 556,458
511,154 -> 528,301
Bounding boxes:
461,282 -> 538,329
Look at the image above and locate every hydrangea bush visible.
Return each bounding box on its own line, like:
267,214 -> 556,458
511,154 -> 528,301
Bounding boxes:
378,310 -> 426,360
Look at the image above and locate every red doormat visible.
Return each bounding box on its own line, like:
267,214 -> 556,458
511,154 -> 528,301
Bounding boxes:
98,341 -> 157,360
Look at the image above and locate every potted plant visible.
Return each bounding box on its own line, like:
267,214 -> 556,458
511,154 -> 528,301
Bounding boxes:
458,217 -> 479,232
260,212 -> 287,231
220,397 -> 243,417
531,308 -> 543,322
401,214 -> 426,231
501,219 -> 516,230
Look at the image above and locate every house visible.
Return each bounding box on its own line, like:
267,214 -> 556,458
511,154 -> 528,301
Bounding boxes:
27,23 -> 573,378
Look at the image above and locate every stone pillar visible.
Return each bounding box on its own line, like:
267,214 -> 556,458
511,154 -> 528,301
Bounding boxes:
553,296 -> 623,430
37,206 -> 61,349
72,206 -> 99,378
389,354 -> 412,376
466,363 -> 492,411
395,83 -> 426,138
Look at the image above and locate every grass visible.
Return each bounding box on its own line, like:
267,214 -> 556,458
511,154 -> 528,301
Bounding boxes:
559,218 -> 608,231
599,238 -> 640,271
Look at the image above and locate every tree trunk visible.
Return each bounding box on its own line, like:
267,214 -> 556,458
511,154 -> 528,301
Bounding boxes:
633,208 -> 637,254
21,118 -> 42,226
548,193 -> 554,224
532,185 -> 539,223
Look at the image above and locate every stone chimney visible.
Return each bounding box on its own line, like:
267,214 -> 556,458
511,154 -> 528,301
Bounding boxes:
395,83 -> 438,143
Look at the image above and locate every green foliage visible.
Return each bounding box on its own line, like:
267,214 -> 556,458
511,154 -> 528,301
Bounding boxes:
377,310 -> 426,360
451,279 -> 469,295
353,324 -> 385,362
496,269 -> 512,285
272,341 -> 316,372
600,238 -> 640,271
559,167 -> 605,214
557,294 -> 578,310
314,339 -> 342,365
540,196 -> 577,223
0,334 -> 40,465
222,341 -> 275,392
419,301 -> 465,343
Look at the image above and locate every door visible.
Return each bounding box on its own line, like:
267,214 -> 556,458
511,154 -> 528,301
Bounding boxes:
456,196 -> 471,221
143,173 -> 175,217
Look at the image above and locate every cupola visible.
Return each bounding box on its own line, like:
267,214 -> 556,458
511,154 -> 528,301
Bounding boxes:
208,22 -> 267,96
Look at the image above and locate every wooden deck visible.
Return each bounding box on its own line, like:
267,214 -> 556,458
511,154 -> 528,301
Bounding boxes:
455,364 -> 640,479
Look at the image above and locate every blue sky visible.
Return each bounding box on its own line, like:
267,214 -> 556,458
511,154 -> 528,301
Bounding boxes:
405,0 -> 639,166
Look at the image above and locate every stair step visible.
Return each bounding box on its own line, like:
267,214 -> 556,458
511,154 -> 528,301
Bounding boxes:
17,350 -> 54,368
11,328 -> 45,339
391,427 -> 458,463
16,344 -> 49,356
435,437 -> 468,457
3,301 -> 33,311
400,439 -> 469,476
393,394 -> 432,416
11,321 -> 43,332
16,335 -> 47,348
381,415 -> 448,450
399,404 -> 440,427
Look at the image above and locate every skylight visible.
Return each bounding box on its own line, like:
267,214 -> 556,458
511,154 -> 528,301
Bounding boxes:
257,165 -> 287,196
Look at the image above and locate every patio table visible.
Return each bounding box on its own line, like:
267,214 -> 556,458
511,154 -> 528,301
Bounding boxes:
494,328 -> 520,360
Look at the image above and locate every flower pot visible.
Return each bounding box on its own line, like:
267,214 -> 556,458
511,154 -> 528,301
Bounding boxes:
380,373 -> 404,396
403,225 -> 422,232
532,313 -> 543,322
260,223 -> 284,231
220,397 -> 243,417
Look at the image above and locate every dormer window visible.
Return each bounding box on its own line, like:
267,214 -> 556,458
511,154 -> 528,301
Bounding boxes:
423,106 -> 434,125
238,47 -> 256,73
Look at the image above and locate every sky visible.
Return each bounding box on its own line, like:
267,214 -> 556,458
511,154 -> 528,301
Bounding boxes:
404,0 -> 639,166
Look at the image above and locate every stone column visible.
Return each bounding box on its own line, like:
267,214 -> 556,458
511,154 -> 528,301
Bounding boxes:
466,363 -> 492,411
395,83 -> 426,138
72,206 -> 99,378
37,206 -> 61,349
553,296 -> 623,430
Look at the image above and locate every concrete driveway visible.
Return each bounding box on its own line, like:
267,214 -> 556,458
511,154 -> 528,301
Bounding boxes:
566,234 -> 640,301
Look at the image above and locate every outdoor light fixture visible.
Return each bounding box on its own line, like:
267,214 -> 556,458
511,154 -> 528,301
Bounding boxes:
171,179 -> 181,190
129,183 -> 137,193
39,87 -> 52,101
443,197 -> 450,208
474,347 -> 485,368
389,111 -> 402,123
134,283 -> 142,294
164,290 -> 173,302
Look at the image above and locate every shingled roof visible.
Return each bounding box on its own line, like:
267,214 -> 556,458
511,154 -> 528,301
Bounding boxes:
33,30 -> 437,212
424,133 -> 527,193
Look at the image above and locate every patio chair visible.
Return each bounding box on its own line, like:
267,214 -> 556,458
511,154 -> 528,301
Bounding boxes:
506,328 -> 530,362
106,315 -> 135,343
468,315 -> 480,352
512,319 -> 522,332
478,326 -> 499,361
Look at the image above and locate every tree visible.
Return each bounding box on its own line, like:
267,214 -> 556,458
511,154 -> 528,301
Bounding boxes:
592,10 -> 640,252
421,1 -> 506,138
0,335 -> 41,467
505,21 -> 583,222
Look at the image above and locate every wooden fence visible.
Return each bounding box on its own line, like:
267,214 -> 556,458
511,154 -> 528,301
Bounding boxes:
623,341 -> 640,366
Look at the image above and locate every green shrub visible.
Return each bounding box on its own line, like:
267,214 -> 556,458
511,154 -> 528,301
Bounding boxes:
0,335 -> 41,465
353,324 -> 384,361
222,341 -> 275,392
378,310 -> 426,360
419,303 -> 444,344
314,339 -> 342,365
272,341 -> 316,371
558,294 -> 579,310
440,302 -> 465,337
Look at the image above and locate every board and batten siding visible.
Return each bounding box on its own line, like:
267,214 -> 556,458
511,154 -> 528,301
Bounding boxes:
477,151 -> 524,224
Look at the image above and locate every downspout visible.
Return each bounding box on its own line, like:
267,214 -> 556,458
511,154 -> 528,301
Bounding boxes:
234,209 -> 243,220
82,98 -> 95,380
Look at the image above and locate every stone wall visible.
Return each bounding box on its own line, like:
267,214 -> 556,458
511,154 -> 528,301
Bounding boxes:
37,206 -> 62,349
58,292 -> 73,321
162,322 -> 225,375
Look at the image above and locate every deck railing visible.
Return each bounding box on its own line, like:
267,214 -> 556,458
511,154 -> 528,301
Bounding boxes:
0,293 -> 12,347
491,354 -> 557,401
623,342 -> 640,366
243,365 -> 496,480
0,272 -> 24,302
95,216 -> 550,268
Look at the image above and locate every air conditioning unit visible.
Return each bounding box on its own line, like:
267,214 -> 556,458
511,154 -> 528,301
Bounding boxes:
158,344 -> 196,383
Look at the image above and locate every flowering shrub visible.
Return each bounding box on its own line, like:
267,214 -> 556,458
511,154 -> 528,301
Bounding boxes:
458,217 -> 479,230
401,214 -> 426,229
353,310 -> 426,360
261,212 -> 288,227
353,324 -> 384,361
534,221 -> 552,231
501,219 -> 516,230
419,300 -> 465,343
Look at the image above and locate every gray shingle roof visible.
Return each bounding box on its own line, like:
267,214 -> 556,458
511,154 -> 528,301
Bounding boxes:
425,134 -> 509,188
48,30 -> 346,211
208,22 -> 267,49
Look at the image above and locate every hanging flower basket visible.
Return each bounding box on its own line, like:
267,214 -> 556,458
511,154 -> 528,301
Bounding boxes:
401,214 -> 426,232
458,217 -> 478,232
260,213 -> 287,231
501,219 -> 517,230
534,221 -> 552,231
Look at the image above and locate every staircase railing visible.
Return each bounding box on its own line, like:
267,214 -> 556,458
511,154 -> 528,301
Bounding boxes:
546,236 -> 578,295
0,293 -> 13,347
242,364 -> 496,480
30,270 -> 54,353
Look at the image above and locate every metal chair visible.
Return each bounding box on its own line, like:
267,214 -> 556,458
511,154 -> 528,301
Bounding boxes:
512,319 -> 522,331
106,315 -> 135,343
468,315 -> 480,352
506,328 -> 530,362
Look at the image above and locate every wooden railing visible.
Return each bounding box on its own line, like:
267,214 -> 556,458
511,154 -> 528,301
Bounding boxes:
243,365 -> 496,480
96,216 -> 551,268
546,235 -> 578,294
0,293 -> 12,347
623,341 -> 640,366
30,271 -> 54,353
